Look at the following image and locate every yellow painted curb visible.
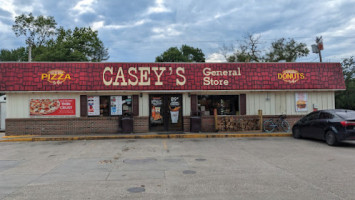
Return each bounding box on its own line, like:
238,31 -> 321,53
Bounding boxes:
0,133 -> 292,142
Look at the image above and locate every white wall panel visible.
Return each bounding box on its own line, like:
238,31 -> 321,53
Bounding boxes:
7,91 -> 336,118
139,93 -> 149,117
246,91 -> 335,115
183,93 -> 191,116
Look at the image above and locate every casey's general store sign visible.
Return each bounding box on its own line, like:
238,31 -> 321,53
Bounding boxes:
0,63 -> 345,91
102,66 -> 242,87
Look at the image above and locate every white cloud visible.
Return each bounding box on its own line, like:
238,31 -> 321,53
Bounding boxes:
0,0 -> 35,35
0,0 -> 33,19
91,19 -> 149,30
214,7 -> 239,19
322,18 -> 355,38
151,25 -> 182,39
0,0 -> 17,19
92,20 -> 104,30
72,0 -> 97,15
146,0 -> 171,15
206,53 -> 226,63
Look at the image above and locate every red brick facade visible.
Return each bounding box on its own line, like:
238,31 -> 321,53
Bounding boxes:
183,116 -> 190,132
5,115 -> 303,136
6,117 -> 122,135
0,62 -> 345,92
133,116 -> 149,133
5,116 -> 188,135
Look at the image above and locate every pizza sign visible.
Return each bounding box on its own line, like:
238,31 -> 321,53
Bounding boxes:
30,99 -> 76,116
41,69 -> 71,85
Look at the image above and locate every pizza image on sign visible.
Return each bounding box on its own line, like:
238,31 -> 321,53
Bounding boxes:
30,99 -> 60,115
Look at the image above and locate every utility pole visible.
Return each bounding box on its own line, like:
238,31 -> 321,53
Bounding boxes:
316,36 -> 323,62
311,36 -> 324,62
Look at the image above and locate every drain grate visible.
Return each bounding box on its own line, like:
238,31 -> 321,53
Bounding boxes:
183,170 -> 196,174
123,158 -> 157,164
127,187 -> 145,193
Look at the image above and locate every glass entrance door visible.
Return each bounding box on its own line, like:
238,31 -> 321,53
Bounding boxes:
167,94 -> 183,131
149,94 -> 183,132
150,95 -> 165,132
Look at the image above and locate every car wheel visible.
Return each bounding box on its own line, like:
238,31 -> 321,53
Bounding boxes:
325,131 -> 338,146
292,128 -> 302,139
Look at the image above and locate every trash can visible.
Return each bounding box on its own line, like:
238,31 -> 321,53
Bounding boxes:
121,116 -> 133,133
190,116 -> 201,132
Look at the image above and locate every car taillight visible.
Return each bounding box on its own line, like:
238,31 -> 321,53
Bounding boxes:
340,121 -> 355,127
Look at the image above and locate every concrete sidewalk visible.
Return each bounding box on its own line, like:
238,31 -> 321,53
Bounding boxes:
0,131 -> 292,142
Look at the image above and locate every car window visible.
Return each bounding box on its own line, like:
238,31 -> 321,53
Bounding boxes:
305,112 -> 320,121
319,112 -> 334,119
336,110 -> 355,120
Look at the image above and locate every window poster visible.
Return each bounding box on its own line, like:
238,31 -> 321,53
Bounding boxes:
295,92 -> 307,112
151,97 -> 163,124
30,99 -> 75,116
170,96 -> 180,123
110,96 -> 123,115
88,96 -> 100,116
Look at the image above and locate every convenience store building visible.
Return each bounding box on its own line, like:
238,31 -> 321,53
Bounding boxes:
0,62 -> 345,135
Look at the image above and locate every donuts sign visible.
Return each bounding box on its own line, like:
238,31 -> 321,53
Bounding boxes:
278,69 -> 305,84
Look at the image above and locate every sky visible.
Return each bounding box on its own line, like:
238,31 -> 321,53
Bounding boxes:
0,0 -> 355,63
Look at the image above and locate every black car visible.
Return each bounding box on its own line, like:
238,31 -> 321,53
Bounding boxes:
292,109 -> 355,146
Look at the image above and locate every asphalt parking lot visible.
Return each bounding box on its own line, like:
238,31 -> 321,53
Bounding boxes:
1,137 -> 355,200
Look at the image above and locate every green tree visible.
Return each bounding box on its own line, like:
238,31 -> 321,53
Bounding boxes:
264,38 -> 309,62
12,13 -> 57,61
34,27 -> 109,62
8,13 -> 109,62
223,34 -> 309,62
225,34 -> 262,62
336,56 -> 355,109
156,45 -> 205,62
0,47 -> 27,61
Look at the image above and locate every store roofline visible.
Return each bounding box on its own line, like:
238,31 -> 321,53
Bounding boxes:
0,61 -> 342,64
2,89 -> 345,93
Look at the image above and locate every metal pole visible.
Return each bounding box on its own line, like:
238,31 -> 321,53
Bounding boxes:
318,50 -> 322,62
258,109 -> 263,132
28,45 -> 32,62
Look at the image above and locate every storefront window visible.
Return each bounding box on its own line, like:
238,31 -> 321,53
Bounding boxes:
198,95 -> 239,116
88,96 -> 132,117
